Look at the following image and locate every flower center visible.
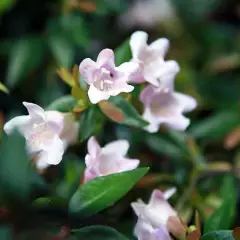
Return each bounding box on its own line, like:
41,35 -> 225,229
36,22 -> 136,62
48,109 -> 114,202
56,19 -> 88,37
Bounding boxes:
93,67 -> 113,91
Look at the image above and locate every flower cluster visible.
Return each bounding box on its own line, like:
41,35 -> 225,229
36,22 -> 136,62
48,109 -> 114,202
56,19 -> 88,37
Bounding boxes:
3,30 -> 197,240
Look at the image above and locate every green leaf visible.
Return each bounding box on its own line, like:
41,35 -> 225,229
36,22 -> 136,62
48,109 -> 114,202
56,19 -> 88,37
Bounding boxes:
0,0 -> 16,13
0,82 -> 9,94
0,132 -> 31,202
69,168 -> 149,217
204,175 -> 236,233
0,225 -> 13,240
188,110 -> 240,140
201,230 -> 234,240
108,96 -> 149,128
48,35 -> 74,67
78,106 -> 104,142
115,39 -> 131,66
72,226 -> 128,240
7,37 -> 45,88
46,95 -> 77,112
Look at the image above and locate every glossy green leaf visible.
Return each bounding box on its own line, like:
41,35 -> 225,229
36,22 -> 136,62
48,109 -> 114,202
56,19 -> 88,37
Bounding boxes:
78,106 -> 104,142
188,110 -> 240,140
71,226 -> 128,240
0,132 -> 31,202
200,230 -> 234,240
115,39 -> 131,66
46,95 -> 77,112
108,96 -> 149,128
69,168 -> 149,217
204,175 -> 236,233
0,225 -> 13,240
7,37 -> 45,88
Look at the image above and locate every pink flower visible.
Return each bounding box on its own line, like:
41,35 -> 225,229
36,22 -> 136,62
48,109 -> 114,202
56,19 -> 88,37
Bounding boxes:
129,31 -> 179,88
131,188 -> 177,240
79,49 -> 140,104
140,85 -> 197,132
84,137 -> 140,182
4,102 -> 78,169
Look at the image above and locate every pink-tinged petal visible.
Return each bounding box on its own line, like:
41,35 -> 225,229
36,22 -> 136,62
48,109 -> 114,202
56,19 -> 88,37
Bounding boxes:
120,158 -> 140,171
87,136 -> 101,157
40,135 -> 65,165
130,31 -> 148,59
131,199 -> 147,217
156,60 -> 180,89
96,49 -> 115,68
102,139 -> 129,156
79,58 -> 97,85
134,218 -> 155,240
45,111 -> 65,135
163,187 -> 177,200
98,153 -> 120,175
140,85 -> 155,106
88,85 -> 110,104
84,168 -> 98,183
149,38 -> 170,58
142,108 -> 160,133
23,102 -> 46,123
110,82 -> 134,96
153,226 -> 171,240
166,115 -> 190,131
116,61 -> 142,82
3,115 -> 32,136
174,92 -> 197,113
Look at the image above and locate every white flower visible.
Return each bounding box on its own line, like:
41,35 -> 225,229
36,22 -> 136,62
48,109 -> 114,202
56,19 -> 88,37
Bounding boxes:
140,85 -> 197,133
84,137 -> 140,182
4,102 -> 78,169
129,31 -> 179,89
79,48 -> 141,104
131,188 -> 177,240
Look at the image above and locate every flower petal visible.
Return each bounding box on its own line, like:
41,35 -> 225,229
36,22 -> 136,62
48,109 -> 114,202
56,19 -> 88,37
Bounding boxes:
130,31 -> 148,59
120,158 -> 140,171
166,115 -> 190,131
116,61 -> 142,82
23,102 -> 46,123
36,157 -> 49,170
140,85 -> 155,106
88,85 -> 110,104
45,111 -> 65,135
96,49 -> 115,69
79,58 -> 97,84
131,200 -> 147,217
163,187 -> 177,200
87,136 -> 101,157
110,82 -> 134,96
102,139 -> 129,156
39,135 -> 65,165
149,38 -> 170,58
3,115 -> 32,136
153,226 -> 170,240
142,108 -> 160,133
174,92 -> 197,113
134,218 -> 155,240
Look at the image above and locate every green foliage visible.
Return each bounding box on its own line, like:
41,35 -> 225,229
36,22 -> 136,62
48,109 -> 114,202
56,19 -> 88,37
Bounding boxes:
46,95 -> 77,112
204,175 -> 237,233
108,96 -> 149,128
71,226 -> 128,240
0,225 -> 13,240
200,230 -> 234,240
69,168 -> 148,217
0,132 -> 32,202
114,39 -> 131,66
6,37 -> 45,88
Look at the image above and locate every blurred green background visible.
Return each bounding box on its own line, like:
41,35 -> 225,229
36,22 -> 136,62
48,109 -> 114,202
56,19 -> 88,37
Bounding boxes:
0,0 -> 240,238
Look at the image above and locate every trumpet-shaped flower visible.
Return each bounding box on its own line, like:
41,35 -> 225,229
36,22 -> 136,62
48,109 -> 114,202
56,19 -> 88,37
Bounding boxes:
84,137 -> 140,182
131,188 -> 177,240
4,102 -> 78,169
130,31 -> 179,89
140,85 -> 197,133
79,48 -> 141,104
